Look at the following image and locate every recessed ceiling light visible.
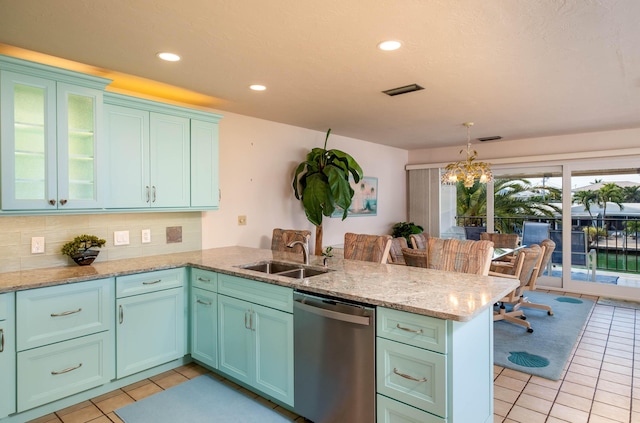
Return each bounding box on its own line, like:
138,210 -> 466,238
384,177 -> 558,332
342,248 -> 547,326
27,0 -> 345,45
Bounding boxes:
249,84 -> 267,91
377,40 -> 402,51
157,52 -> 181,62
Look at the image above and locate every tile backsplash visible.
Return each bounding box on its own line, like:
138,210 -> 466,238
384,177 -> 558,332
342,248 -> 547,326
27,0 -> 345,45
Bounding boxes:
0,212 -> 202,272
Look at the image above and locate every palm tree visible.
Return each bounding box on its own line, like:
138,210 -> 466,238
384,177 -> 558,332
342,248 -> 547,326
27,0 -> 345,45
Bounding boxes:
456,178 -> 561,233
597,183 -> 624,230
573,190 -> 598,225
622,185 -> 640,203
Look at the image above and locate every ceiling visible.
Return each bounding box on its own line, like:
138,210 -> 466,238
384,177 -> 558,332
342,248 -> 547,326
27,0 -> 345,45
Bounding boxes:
1,0 -> 639,150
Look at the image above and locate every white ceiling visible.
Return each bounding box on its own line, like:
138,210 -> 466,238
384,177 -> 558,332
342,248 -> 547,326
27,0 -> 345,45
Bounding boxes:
1,0 -> 639,150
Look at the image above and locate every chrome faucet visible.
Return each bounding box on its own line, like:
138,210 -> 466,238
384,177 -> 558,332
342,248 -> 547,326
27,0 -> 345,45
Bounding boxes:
287,240 -> 310,265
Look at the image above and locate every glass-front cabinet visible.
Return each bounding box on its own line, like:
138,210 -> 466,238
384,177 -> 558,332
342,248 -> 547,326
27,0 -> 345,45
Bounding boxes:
0,56 -> 109,211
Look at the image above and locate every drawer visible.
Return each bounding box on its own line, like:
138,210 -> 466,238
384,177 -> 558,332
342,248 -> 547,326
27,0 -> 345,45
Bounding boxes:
191,268 -> 218,292
377,337 -> 447,417
218,274 -> 292,313
17,331 -> 114,412
377,307 -> 447,353
17,278 -> 113,351
377,394 -> 446,423
116,268 -> 185,298
0,292 -> 11,321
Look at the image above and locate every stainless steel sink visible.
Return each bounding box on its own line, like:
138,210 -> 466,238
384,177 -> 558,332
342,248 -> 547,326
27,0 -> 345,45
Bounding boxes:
237,261 -> 331,279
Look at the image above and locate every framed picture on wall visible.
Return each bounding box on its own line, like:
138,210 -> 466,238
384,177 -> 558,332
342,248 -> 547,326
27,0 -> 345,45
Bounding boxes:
331,176 -> 378,217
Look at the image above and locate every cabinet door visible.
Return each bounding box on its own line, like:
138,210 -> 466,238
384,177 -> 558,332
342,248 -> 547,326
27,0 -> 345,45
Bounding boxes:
217,295 -> 253,386
150,112 -> 190,207
191,288 -> 218,369
0,295 -> 16,419
0,71 -> 58,210
104,104 -> 150,208
56,83 -> 104,209
190,119 -> 219,208
116,288 -> 185,378
253,303 -> 294,406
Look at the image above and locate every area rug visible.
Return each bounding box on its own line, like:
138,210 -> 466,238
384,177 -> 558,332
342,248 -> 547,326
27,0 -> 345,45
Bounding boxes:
493,291 -> 594,380
115,374 -> 291,423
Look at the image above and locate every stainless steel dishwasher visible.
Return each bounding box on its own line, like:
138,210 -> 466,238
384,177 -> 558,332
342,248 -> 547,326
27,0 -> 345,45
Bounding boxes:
293,291 -> 375,423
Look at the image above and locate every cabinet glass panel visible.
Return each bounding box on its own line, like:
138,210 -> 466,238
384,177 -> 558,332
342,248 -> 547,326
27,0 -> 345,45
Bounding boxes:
14,84 -> 46,200
66,93 -> 95,200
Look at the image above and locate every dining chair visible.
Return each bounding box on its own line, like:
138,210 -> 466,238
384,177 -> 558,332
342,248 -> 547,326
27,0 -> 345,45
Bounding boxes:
401,247 -> 428,268
480,232 -> 519,249
409,233 -> 429,250
343,232 -> 392,264
271,228 -> 311,255
388,237 -> 409,265
520,239 -> 556,316
425,238 -> 494,276
521,222 -> 550,246
490,244 -> 542,332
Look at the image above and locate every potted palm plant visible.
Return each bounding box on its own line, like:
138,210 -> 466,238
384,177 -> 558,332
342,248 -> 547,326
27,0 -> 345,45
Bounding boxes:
61,234 -> 107,266
292,129 -> 363,255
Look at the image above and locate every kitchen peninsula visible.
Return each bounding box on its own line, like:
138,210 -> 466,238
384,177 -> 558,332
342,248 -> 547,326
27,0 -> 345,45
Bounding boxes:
0,247 -> 518,423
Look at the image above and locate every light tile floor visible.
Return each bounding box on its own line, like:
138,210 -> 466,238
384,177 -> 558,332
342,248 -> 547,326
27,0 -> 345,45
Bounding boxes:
27,291 -> 638,423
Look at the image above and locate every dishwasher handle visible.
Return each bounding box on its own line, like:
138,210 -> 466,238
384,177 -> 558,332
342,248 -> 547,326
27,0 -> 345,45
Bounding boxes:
294,298 -> 371,326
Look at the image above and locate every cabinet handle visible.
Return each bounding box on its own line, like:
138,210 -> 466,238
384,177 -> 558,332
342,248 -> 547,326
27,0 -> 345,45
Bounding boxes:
51,308 -> 82,317
249,310 -> 255,331
146,186 -> 150,203
51,363 -> 83,375
142,279 -> 162,285
196,299 -> 212,306
396,324 -> 423,334
59,199 -> 68,206
197,277 -> 211,283
393,368 -> 427,383
49,199 -> 56,206
0,328 -> 4,352
244,310 -> 251,329
152,186 -> 157,203
119,305 -> 124,324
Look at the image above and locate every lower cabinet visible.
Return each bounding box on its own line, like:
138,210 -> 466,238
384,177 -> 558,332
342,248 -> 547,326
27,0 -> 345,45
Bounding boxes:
217,274 -> 294,407
15,278 -> 114,412
0,293 -> 16,419
191,287 -> 218,369
115,269 -> 186,378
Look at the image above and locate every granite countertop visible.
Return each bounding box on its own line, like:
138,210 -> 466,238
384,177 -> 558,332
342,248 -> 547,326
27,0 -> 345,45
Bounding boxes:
0,246 -> 518,322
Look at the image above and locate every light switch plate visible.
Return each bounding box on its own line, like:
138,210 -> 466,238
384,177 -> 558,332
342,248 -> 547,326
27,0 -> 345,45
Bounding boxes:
114,230 -> 130,246
142,229 -> 151,243
31,237 -> 45,254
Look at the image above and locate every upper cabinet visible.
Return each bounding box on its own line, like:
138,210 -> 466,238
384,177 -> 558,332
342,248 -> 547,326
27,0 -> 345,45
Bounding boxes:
0,56 -> 110,211
104,92 -> 221,210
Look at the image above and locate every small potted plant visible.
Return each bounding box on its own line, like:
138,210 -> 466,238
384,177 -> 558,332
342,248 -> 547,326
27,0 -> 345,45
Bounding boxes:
61,234 -> 107,266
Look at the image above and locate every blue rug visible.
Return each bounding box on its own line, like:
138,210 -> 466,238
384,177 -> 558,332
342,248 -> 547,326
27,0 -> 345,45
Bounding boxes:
115,374 -> 291,423
493,291 -> 594,380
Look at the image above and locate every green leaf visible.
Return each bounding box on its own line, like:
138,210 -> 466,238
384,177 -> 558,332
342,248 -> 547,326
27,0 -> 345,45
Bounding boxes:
302,173 -> 333,226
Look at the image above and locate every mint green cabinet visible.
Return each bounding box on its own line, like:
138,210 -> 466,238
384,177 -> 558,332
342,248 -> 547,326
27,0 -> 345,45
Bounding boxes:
115,269 -> 186,378
190,268 -> 218,369
104,92 -> 221,210
15,278 -> 114,412
0,293 -> 16,419
0,56 -> 109,211
217,274 -> 294,406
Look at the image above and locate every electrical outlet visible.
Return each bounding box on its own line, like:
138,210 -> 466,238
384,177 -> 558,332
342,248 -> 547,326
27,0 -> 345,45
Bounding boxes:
31,236 -> 45,254
142,229 -> 151,243
238,215 -> 247,226
114,230 -> 130,246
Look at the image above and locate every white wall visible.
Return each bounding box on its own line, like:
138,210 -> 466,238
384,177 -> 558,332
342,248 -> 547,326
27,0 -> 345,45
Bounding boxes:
201,112 -> 408,253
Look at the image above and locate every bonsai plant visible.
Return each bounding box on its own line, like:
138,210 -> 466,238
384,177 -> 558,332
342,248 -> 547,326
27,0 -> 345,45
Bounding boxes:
292,128 -> 363,255
61,234 -> 107,266
391,222 -> 424,244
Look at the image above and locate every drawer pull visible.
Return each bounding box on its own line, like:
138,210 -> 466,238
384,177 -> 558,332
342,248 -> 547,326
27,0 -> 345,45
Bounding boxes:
396,324 -> 423,334
51,308 -> 82,317
197,276 -> 211,283
0,328 -> 4,352
197,299 -> 212,306
393,368 -> 427,383
51,363 -> 83,375
142,279 -> 162,285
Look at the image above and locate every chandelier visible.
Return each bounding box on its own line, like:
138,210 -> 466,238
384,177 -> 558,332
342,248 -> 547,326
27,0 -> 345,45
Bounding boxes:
441,122 -> 493,188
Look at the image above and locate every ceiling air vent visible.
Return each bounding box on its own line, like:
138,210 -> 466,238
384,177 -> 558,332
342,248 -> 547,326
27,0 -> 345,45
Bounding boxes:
382,84 -> 424,96
477,136 -> 502,142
